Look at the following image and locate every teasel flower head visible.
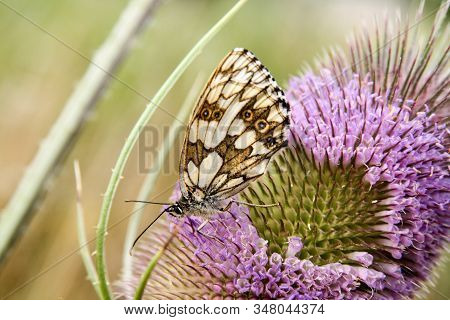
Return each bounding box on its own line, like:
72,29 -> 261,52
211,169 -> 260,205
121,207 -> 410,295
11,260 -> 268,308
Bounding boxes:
118,2 -> 449,300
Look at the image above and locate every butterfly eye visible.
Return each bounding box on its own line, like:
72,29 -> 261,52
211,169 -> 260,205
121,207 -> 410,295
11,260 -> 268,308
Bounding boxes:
213,110 -> 223,119
242,110 -> 253,121
201,108 -> 212,120
167,204 -> 183,217
174,206 -> 183,216
255,119 -> 269,133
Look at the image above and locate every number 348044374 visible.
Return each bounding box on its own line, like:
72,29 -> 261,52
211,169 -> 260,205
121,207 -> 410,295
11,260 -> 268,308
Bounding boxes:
253,303 -> 325,315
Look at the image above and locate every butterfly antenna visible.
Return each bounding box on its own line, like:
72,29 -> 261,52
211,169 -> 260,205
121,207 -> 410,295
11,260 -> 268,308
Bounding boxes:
129,208 -> 168,255
125,200 -> 171,205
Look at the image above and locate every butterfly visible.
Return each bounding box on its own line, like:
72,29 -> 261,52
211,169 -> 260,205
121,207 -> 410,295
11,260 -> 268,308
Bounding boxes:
128,48 -> 290,244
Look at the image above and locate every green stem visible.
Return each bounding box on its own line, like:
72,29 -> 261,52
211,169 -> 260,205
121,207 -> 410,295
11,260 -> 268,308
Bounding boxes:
73,160 -> 101,297
95,0 -> 248,300
133,227 -> 178,300
0,0 -> 162,263
122,74 -> 204,281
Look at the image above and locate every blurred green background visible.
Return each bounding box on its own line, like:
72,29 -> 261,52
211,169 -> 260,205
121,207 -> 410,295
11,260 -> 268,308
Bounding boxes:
0,0 -> 447,299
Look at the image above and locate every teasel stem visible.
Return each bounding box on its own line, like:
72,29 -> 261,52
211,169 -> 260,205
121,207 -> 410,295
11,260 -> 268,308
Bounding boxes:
73,160 -> 101,298
133,225 -> 179,300
95,0 -> 249,299
122,74 -> 204,280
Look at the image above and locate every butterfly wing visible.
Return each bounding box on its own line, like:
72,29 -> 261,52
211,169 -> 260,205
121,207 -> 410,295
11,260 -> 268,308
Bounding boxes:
179,48 -> 290,201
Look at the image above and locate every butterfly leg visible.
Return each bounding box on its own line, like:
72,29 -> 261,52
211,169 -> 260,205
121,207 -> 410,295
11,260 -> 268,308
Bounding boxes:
185,216 -> 197,234
216,203 -> 243,229
195,220 -> 224,245
221,202 -> 254,224
185,217 -> 222,244
219,209 -> 243,229
222,201 -> 233,212
196,219 -> 209,233
231,200 -> 280,208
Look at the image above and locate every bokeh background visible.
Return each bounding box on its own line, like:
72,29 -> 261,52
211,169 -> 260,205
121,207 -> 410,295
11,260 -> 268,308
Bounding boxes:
0,0 -> 448,299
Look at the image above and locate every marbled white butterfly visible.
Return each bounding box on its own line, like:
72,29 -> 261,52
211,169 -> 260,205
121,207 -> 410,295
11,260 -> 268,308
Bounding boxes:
129,48 -> 290,243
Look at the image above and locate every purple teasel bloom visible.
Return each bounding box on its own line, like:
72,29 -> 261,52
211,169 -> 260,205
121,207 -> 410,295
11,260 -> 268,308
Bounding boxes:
117,3 -> 449,300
